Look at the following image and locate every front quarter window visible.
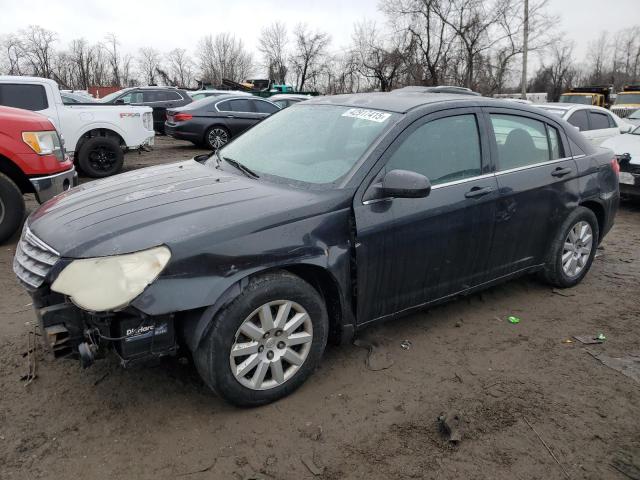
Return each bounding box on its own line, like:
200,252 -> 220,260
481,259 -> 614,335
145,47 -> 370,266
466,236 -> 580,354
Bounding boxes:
215,105 -> 397,185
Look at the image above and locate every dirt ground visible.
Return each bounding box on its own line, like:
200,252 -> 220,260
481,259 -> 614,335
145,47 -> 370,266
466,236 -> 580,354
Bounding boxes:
1,137 -> 639,480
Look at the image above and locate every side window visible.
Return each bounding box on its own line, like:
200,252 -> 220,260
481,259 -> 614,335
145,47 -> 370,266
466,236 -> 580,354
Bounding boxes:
589,111 -> 612,130
253,100 -> 279,114
142,90 -> 162,102
0,84 -> 48,111
165,91 -> 182,101
120,91 -> 143,103
386,114 -> 482,185
229,99 -> 252,112
216,100 -> 231,111
490,114 -> 549,170
568,110 -> 589,131
547,125 -> 564,160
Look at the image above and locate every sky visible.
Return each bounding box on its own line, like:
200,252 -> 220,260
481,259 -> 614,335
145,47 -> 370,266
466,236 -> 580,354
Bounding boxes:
0,0 -> 638,75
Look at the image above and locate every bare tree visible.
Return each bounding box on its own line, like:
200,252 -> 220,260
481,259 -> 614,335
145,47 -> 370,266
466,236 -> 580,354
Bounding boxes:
165,48 -> 194,88
20,25 -> 57,78
197,33 -> 253,86
352,21 -> 408,91
103,33 -> 122,86
258,22 -> 288,83
138,47 -> 161,85
1,33 -> 24,75
290,24 -> 330,91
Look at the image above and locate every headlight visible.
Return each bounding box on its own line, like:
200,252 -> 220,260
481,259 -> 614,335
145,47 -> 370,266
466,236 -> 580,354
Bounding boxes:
51,246 -> 171,312
22,131 -> 65,161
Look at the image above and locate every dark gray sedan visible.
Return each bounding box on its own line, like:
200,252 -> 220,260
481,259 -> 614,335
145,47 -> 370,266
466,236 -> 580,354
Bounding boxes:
165,95 -> 280,149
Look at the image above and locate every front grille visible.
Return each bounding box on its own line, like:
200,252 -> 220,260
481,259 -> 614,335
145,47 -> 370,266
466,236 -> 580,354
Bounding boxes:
611,107 -> 638,118
13,226 -> 60,290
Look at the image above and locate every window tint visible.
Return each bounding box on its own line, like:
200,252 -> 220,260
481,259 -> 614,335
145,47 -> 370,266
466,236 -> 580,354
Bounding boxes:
253,100 -> 279,114
165,91 -> 182,101
0,84 -> 48,111
229,99 -> 252,112
386,114 -> 482,185
217,100 -> 231,111
490,114 -> 550,170
589,111 -> 612,130
547,126 -> 564,159
120,91 -> 143,103
142,90 -> 163,102
568,110 -> 589,131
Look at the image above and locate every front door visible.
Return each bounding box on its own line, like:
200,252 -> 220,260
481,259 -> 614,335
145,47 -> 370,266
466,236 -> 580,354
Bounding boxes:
353,109 -> 499,324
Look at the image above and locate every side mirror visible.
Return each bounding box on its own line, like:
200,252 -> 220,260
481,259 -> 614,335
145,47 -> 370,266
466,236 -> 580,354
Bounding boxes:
382,169 -> 431,198
114,98 -> 125,104
620,124 -> 633,134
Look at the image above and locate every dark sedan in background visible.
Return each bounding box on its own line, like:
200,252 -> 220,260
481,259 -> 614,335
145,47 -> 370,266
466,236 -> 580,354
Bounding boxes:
99,86 -> 192,133
165,94 -> 280,149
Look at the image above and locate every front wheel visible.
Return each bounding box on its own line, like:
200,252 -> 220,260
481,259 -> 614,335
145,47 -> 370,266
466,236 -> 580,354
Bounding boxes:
541,207 -> 599,288
0,172 -> 25,243
194,271 -> 328,407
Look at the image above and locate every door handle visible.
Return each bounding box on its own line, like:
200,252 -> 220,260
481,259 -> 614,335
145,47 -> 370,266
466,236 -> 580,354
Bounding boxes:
464,186 -> 494,198
226,115 -> 235,118
551,167 -> 572,177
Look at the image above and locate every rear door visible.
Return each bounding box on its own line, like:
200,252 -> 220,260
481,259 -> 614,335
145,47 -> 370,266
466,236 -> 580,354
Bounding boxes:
354,108 -> 499,323
141,90 -> 167,131
216,98 -> 257,136
484,108 -> 579,278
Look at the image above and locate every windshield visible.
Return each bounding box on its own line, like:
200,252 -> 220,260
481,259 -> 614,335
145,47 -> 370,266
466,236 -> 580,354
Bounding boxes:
559,95 -> 593,105
630,110 -> 640,119
98,89 -> 127,103
214,104 -> 397,185
615,93 -> 640,105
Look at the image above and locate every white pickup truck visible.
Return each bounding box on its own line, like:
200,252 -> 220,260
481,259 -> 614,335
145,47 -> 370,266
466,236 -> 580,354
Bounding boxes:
0,76 -> 154,177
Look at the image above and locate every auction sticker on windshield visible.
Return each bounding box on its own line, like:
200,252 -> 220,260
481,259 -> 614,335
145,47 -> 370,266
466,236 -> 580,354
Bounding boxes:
341,108 -> 391,123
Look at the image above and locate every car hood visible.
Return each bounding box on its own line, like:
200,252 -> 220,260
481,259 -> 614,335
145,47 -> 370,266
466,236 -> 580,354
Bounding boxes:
602,134 -> 640,164
28,160 -> 349,258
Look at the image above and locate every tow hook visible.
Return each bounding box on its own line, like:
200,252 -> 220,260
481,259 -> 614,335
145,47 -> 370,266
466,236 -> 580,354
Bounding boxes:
78,335 -> 98,369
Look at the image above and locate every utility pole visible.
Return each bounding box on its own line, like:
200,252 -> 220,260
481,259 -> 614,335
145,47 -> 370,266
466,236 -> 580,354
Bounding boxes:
521,0 -> 529,100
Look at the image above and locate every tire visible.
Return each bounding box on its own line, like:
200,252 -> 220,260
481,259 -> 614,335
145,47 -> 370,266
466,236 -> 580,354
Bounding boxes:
541,207 -> 599,288
204,126 -> 230,151
0,172 -> 25,243
77,136 -> 124,178
194,271 -> 329,407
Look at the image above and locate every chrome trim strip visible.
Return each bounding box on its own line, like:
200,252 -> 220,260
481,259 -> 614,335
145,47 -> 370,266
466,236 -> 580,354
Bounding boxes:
495,156 -> 577,176
29,166 -> 76,184
431,173 -> 495,190
24,226 -> 60,256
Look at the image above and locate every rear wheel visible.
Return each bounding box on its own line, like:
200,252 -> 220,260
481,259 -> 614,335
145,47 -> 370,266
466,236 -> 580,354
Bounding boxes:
541,207 -> 599,288
204,126 -> 230,150
194,271 -> 328,407
0,172 -> 25,243
77,136 -> 124,178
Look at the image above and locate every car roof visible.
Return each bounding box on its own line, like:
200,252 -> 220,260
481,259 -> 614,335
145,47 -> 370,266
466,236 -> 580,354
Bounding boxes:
306,91 -> 556,114
392,85 -> 481,96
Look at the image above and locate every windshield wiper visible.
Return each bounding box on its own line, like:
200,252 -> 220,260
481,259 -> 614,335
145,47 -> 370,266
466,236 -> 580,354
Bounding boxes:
221,155 -> 259,179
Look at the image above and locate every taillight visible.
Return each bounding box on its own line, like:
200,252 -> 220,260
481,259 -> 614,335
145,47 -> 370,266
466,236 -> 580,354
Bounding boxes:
174,113 -> 192,122
611,158 -> 620,176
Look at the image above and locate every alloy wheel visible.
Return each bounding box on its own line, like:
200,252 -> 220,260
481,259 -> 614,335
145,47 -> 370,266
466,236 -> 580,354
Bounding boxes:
229,300 -> 313,391
88,146 -> 117,172
562,220 -> 593,278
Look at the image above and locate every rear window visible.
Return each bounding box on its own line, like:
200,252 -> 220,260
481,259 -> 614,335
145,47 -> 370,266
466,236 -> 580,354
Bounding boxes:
568,110 -> 589,131
490,114 -> 553,169
0,84 -> 48,111
589,111 -> 613,130
229,99 -> 252,112
253,100 -> 279,114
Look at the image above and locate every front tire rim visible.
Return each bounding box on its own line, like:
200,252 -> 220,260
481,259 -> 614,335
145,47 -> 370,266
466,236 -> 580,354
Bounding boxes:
88,146 -> 117,172
208,129 -> 229,149
562,220 -> 593,278
229,300 -> 313,391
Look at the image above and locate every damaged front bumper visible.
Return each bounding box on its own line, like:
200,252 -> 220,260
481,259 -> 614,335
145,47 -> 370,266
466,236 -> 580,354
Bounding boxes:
31,287 -> 177,368
618,155 -> 640,197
